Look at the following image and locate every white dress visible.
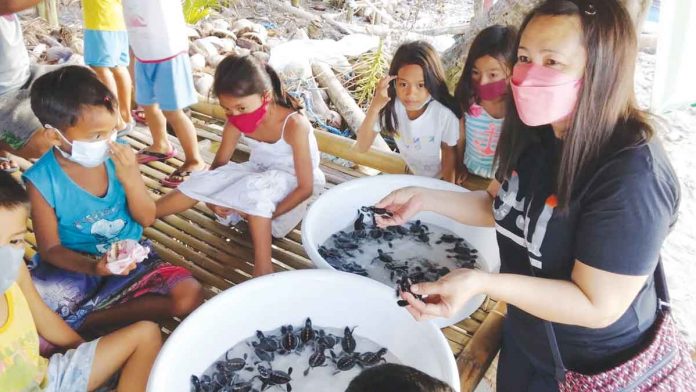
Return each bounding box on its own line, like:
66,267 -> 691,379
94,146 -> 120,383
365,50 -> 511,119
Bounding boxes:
178,112 -> 326,237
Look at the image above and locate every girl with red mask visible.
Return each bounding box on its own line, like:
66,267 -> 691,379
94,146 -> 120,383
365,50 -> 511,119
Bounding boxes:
454,25 -> 517,182
155,55 -> 326,276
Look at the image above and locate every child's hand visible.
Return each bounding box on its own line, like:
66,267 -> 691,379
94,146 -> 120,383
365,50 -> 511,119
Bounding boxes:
371,75 -> 397,110
456,165 -> 469,185
206,203 -> 237,217
109,141 -> 141,184
94,254 -> 137,276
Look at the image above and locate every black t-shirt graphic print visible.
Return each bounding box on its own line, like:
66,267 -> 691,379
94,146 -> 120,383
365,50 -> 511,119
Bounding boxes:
492,127 -> 680,373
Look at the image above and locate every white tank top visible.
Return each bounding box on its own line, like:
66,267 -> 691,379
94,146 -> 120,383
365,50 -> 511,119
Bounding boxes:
0,15 -> 30,96
243,111 -> 325,184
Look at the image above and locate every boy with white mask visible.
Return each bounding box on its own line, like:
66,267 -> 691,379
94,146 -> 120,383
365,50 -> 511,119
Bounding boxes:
0,171 -> 161,391
22,66 -> 203,338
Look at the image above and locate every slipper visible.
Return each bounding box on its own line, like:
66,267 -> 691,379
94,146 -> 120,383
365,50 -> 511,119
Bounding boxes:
0,157 -> 19,174
136,148 -> 178,164
132,108 -> 147,125
160,165 -> 208,188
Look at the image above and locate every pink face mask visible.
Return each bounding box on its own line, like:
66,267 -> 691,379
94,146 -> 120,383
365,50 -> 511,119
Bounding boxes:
510,62 -> 582,127
227,97 -> 269,134
475,79 -> 508,101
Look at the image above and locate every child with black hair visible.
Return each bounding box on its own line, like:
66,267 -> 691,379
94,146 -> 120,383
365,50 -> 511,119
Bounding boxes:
454,25 -> 516,182
0,171 -> 161,392
345,364 -> 454,392
156,55 -> 326,277
356,41 -> 461,182
23,66 -> 203,336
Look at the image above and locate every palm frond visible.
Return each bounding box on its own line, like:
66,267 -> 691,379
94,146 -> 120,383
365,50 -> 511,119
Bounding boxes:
350,37 -> 390,107
182,0 -> 220,25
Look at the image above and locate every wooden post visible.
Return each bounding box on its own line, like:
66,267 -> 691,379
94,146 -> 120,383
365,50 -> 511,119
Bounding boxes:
36,0 -> 59,28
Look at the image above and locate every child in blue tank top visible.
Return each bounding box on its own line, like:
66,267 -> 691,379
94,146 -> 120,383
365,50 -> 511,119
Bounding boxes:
22,66 -> 203,337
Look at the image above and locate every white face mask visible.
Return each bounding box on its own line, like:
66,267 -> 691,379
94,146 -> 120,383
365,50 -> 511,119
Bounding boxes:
50,126 -> 116,168
398,96 -> 433,111
0,245 -> 24,293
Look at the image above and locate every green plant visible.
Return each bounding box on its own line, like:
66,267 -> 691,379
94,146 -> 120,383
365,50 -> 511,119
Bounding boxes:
182,0 -> 220,25
350,38 -> 390,107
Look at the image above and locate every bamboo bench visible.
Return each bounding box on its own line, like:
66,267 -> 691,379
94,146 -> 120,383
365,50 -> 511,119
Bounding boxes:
17,118 -> 505,392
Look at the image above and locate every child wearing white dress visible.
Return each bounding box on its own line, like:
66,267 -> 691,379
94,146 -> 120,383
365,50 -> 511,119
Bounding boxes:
156,55 -> 325,276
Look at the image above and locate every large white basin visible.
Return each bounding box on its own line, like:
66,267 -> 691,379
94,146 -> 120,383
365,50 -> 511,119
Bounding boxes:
147,269 -> 460,391
302,175 -> 500,328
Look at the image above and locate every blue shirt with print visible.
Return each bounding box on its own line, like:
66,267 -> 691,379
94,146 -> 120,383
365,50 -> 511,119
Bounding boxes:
23,149 -> 143,255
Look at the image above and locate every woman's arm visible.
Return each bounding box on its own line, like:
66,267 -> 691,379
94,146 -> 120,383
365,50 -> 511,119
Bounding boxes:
27,182 -> 113,276
110,142 -> 155,227
376,180 -> 500,228
16,262 -> 84,348
440,143 -> 457,183
272,116 -> 315,218
210,122 -> 241,170
404,259 -> 649,329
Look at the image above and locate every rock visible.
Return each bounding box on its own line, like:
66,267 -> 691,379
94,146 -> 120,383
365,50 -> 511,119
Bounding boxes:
236,37 -> 262,52
211,29 -> 237,40
200,22 -> 214,36
207,53 -> 226,67
69,40 -> 84,55
193,38 -> 219,58
230,19 -> 256,35
290,27 -> 309,41
194,73 -> 214,98
211,19 -> 230,31
251,51 -> 270,63
46,46 -> 73,63
190,54 -> 206,72
240,32 -> 266,46
186,25 -> 201,39
235,47 -> 251,57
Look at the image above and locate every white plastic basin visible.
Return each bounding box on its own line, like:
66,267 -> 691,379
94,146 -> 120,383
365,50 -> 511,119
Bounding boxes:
302,175 -> 501,327
147,269 -> 460,392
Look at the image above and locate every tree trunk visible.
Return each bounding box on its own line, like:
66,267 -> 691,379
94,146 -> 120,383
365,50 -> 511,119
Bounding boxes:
36,0 -> 59,28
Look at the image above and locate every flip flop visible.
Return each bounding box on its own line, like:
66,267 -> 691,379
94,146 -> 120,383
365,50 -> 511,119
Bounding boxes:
160,165 -> 208,188
136,148 -> 178,164
132,108 -> 147,125
0,157 -> 19,174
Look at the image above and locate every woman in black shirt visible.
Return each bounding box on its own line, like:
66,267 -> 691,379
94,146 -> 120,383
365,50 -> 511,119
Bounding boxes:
375,1 -> 680,390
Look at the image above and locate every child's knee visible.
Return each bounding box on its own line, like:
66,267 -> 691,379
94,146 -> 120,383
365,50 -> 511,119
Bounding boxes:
132,320 -> 162,340
170,280 -> 203,317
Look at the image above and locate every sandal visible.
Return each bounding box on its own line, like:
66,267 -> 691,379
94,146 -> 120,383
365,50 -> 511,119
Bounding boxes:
160,165 -> 208,188
132,108 -> 147,125
0,157 -> 19,174
136,148 -> 178,164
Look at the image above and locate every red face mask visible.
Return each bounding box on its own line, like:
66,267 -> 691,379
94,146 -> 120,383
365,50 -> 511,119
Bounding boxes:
227,97 -> 269,134
475,79 -> 508,101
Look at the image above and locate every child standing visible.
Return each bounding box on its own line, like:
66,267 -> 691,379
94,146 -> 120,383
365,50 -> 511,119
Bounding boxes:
0,171 -> 161,392
121,0 -> 206,187
23,66 -> 203,334
156,55 -> 326,277
82,0 -> 134,136
356,41 -> 461,182
454,25 -> 516,182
